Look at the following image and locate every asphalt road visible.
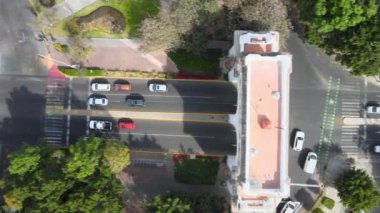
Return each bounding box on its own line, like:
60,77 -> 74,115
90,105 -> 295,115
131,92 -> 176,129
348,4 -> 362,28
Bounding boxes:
0,0 -> 47,76
71,78 -> 237,113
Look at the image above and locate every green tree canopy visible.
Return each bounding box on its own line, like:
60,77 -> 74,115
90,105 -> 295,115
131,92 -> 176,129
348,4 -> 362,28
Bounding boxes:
335,168 -> 380,212
2,137 -> 128,212
103,141 -> 131,173
299,0 -> 378,33
146,195 -> 191,213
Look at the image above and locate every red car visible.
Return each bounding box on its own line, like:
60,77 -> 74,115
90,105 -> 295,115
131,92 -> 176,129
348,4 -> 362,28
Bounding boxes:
114,83 -> 131,91
118,120 -> 135,130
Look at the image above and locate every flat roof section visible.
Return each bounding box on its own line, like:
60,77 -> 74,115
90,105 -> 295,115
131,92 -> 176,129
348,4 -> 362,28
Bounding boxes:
247,59 -> 281,189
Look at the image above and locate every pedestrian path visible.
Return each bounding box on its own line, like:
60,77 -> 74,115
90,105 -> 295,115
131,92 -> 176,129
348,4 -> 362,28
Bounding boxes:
42,69 -> 69,145
49,0 -> 97,20
339,78 -> 363,154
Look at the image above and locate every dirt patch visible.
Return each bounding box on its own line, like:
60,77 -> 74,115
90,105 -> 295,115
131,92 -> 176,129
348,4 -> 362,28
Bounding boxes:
77,6 -> 126,33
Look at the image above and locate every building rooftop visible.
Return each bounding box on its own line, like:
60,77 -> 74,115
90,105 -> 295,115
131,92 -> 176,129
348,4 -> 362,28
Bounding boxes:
247,58 -> 281,189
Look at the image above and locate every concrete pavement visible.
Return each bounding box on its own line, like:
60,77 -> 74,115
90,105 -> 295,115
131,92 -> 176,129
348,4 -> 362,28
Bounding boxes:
48,37 -> 178,72
49,0 -> 97,20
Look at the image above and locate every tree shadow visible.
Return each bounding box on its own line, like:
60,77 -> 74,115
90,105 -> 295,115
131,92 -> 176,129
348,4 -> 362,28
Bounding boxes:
0,86 -> 46,170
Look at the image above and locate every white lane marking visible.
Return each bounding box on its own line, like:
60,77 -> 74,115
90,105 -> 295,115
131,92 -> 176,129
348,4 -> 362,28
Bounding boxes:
341,145 -> 359,148
86,78 -> 91,136
290,183 -> 323,188
66,77 -> 73,146
99,93 -> 216,99
117,132 -> 215,139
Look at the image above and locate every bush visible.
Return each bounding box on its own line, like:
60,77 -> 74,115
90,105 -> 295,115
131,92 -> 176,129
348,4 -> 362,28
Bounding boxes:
39,0 -> 55,7
58,67 -> 103,77
58,67 -> 175,79
53,43 -> 69,53
65,18 -> 81,35
312,208 -> 324,213
321,196 -> 335,210
175,158 -> 219,184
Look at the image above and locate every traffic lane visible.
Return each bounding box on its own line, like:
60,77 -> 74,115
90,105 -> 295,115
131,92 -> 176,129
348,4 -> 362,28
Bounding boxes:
288,87 -> 325,185
88,119 -> 236,155
71,78 -> 91,109
69,115 -> 88,144
364,125 -> 380,155
90,78 -> 237,104
89,93 -> 236,113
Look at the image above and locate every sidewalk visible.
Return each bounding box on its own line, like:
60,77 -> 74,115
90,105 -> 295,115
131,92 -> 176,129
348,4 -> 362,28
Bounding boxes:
49,0 -> 97,20
46,108 -> 228,123
48,37 -> 178,72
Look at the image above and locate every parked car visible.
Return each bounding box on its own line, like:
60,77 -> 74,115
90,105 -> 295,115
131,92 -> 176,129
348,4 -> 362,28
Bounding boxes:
88,97 -> 108,106
293,131 -> 305,151
280,201 -> 297,213
303,152 -> 318,174
125,95 -> 145,107
91,83 -> 111,92
148,83 -> 167,92
89,120 -> 112,131
114,82 -> 131,91
374,145 -> 380,153
366,106 -> 380,114
118,120 -> 135,130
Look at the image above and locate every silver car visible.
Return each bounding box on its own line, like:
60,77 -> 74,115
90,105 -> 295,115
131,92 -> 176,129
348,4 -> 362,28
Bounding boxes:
89,120 -> 112,131
88,97 -> 108,106
91,83 -> 111,92
293,131 -> 305,151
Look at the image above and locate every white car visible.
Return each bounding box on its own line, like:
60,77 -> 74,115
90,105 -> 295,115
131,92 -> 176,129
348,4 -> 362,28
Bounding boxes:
374,145 -> 380,153
293,131 -> 305,151
89,120 -> 112,131
88,97 -> 108,106
91,83 -> 111,92
366,106 -> 380,114
280,201 -> 297,213
304,152 -> 318,174
148,83 -> 167,92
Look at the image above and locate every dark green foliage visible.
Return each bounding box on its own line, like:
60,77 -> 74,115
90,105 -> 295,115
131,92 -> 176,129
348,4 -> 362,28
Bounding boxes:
53,43 -> 69,53
175,158 -> 219,184
2,137 -> 128,212
312,208 -> 324,213
321,196 -> 335,209
169,49 -> 222,75
335,168 -> 380,212
146,195 -> 191,213
146,191 -> 230,213
298,0 -> 380,76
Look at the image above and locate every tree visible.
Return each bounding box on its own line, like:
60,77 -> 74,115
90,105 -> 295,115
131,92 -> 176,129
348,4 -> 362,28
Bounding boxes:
146,195 -> 191,213
63,137 -> 103,180
8,145 -> 40,176
298,0 -> 378,33
2,137 -> 125,212
103,141 -> 131,173
335,168 -> 380,212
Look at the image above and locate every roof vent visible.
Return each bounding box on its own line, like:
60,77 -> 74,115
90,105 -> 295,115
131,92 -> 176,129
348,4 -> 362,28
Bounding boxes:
272,91 -> 280,100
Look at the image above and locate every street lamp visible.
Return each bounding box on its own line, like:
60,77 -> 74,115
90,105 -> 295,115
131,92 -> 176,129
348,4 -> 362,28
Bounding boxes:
37,54 -> 80,69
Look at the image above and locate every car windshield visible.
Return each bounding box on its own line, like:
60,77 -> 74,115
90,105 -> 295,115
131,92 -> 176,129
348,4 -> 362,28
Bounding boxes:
309,155 -> 317,160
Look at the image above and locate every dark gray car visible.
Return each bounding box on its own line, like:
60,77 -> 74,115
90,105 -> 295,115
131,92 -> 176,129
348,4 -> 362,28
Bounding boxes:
126,96 -> 145,107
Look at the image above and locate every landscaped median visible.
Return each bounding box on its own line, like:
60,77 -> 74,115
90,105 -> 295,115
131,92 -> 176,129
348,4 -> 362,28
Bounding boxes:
58,67 -> 175,79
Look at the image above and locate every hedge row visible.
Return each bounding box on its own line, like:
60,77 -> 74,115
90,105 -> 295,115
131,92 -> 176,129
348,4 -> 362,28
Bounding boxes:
58,67 -> 175,79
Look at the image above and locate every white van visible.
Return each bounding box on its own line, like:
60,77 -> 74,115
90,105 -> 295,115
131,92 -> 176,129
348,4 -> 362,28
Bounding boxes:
91,83 -> 111,92
303,152 -> 318,174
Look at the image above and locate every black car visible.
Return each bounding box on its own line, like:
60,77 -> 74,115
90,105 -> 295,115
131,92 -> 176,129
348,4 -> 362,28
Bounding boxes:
126,95 -> 145,107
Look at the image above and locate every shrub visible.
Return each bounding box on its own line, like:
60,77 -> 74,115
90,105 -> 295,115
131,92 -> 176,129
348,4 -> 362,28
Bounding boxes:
39,0 -> 55,7
321,196 -> 335,209
312,208 -> 324,213
57,67 -> 175,79
53,43 -> 69,53
174,158 -> 219,184
66,18 -> 81,35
